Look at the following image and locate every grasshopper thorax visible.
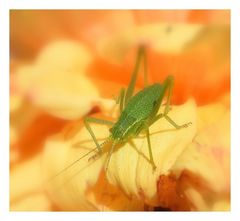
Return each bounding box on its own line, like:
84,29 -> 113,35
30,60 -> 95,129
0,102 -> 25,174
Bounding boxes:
110,83 -> 163,142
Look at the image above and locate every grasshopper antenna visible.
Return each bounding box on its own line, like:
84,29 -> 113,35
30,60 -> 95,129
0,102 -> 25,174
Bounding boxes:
47,139 -> 111,182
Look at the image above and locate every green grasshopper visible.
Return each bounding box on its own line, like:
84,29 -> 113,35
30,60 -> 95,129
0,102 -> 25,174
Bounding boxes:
83,46 -> 191,171
54,46 -> 191,179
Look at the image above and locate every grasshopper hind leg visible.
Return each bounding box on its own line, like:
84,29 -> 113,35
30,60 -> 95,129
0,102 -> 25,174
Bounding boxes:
115,46 -> 148,115
124,46 -> 148,106
164,115 -> 192,129
162,76 -> 192,129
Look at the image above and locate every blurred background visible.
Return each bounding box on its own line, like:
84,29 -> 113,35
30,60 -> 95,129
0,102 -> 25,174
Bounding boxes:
10,10 -> 230,104
10,10 -> 230,211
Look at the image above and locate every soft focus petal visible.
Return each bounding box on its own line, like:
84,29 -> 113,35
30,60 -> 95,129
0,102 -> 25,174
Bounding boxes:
10,92 -> 41,163
10,155 -> 52,211
11,193 -> 51,211
10,10 -> 135,59
107,99 -> 196,206
169,96 -> 230,210
36,40 -> 93,72
13,41 -> 100,120
97,23 -> 204,64
43,99 -> 196,210
91,24 -> 229,105
43,118 -> 144,211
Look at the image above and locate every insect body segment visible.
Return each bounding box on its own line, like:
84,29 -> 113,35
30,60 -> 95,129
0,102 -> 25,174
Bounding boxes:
110,83 -> 162,141
82,46 -> 191,172
52,46 -> 192,180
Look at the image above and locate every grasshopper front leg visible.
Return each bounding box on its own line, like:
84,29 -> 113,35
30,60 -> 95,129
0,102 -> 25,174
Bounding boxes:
83,117 -> 114,153
145,128 -> 157,171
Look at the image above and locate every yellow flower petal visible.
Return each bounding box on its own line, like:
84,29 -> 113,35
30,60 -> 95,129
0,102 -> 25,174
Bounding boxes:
97,23 -> 203,64
43,99 -> 196,209
10,193 -> 51,211
172,97 -> 230,210
10,155 -> 47,210
107,99 -> 196,205
10,94 -> 23,113
36,40 -> 93,73
15,65 -> 100,120
43,133 -> 144,211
